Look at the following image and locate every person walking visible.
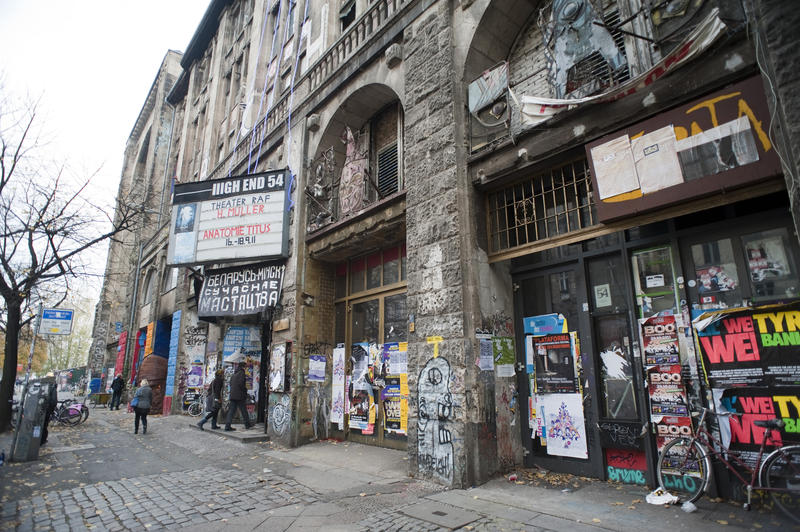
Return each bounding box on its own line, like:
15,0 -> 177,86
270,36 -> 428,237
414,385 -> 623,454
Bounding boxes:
40,380 -> 58,446
132,379 -> 152,434
224,364 -> 253,431
110,374 -> 125,410
197,369 -> 223,430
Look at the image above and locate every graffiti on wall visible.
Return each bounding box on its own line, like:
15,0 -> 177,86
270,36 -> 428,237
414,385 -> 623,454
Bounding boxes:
605,449 -> 647,485
271,394 -> 291,436
418,356 -> 454,484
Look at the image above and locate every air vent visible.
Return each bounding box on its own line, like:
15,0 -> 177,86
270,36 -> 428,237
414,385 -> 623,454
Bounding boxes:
377,143 -> 398,197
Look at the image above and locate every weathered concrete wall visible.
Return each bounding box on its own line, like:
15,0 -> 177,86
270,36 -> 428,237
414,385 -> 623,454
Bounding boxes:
404,0 -> 498,488
751,0 -> 800,244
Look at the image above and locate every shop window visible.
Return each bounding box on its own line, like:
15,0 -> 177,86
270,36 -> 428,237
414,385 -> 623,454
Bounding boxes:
366,252 -> 382,290
335,263 -> 348,299
690,238 -> 742,310
335,302 -> 346,344
350,257 -> 366,294
335,245 -> 407,298
487,158 -> 596,255
631,247 -> 679,317
384,293 -> 407,343
352,299 -> 379,344
383,247 -> 400,285
742,228 -> 799,301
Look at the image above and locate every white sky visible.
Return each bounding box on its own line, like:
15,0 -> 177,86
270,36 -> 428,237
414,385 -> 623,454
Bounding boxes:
0,1 -> 211,299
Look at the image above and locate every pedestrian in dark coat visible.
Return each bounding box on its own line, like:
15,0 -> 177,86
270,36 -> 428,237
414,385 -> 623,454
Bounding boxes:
132,379 -> 153,434
224,365 -> 253,431
40,381 -> 58,446
197,370 -> 224,430
110,374 -> 125,410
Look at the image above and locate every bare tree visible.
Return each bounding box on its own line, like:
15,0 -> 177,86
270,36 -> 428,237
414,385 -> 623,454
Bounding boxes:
0,88 -> 140,432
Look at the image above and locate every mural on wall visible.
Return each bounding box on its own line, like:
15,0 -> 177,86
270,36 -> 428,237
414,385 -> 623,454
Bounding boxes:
337,126 -> 368,218
417,356 -> 454,484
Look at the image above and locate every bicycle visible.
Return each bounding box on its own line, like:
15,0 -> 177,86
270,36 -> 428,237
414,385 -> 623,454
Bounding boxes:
657,406 -> 800,523
187,391 -> 207,417
61,398 -> 89,423
52,400 -> 84,426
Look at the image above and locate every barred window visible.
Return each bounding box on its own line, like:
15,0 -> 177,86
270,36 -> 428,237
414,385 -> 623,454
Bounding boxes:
488,158 -> 596,253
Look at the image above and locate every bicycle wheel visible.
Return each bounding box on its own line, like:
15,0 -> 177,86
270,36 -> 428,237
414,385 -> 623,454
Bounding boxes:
657,437 -> 711,503
61,406 -> 83,426
187,402 -> 203,417
761,445 -> 800,523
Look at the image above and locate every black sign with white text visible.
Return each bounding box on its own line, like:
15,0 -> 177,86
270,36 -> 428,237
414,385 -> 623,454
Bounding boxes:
198,261 -> 285,317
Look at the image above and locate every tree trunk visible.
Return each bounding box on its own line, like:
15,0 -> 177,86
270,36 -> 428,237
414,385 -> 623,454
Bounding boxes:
0,301 -> 22,432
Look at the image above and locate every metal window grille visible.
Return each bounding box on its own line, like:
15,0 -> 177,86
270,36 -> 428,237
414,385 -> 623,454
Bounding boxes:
487,158 -> 596,253
565,8 -> 631,98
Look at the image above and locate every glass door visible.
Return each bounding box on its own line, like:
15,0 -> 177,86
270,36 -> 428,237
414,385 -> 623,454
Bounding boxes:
347,289 -> 408,449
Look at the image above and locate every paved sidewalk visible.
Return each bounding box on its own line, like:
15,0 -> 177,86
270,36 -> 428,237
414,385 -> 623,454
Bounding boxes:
0,408 -> 798,531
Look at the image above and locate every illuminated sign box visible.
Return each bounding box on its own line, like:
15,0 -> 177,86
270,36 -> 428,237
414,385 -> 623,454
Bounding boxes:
167,170 -> 290,265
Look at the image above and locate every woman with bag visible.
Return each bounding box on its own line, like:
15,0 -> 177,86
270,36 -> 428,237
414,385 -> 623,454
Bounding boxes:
131,379 -> 153,434
197,369 -> 224,430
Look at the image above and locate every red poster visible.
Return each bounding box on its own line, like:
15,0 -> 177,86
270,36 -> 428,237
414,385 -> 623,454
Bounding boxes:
641,315 -> 679,365
648,364 -> 689,416
655,415 -> 693,450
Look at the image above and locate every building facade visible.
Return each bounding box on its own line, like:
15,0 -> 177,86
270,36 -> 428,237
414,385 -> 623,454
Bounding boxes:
91,0 -> 800,493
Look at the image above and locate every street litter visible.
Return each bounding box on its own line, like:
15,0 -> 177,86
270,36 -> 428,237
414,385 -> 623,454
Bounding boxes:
646,488 -> 678,505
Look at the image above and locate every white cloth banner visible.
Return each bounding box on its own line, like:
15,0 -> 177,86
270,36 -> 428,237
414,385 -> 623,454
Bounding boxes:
515,9 -> 727,126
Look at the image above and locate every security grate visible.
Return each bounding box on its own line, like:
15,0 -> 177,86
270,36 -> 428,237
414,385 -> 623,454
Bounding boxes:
566,9 -> 631,98
376,143 -> 399,197
487,158 -> 596,253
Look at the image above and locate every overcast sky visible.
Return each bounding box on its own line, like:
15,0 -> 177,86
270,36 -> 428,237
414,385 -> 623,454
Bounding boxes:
0,1 -> 211,298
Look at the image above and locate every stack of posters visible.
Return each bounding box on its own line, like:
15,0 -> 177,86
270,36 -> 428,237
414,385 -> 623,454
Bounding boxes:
641,315 -> 692,450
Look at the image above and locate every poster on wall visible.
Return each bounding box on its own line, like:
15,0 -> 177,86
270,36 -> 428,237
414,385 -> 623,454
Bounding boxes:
382,375 -> 407,435
539,393 -> 588,459
694,300 -> 800,388
533,334 -> 576,393
204,354 -> 218,385
330,346 -> 346,427
717,387 -> 799,466
493,336 -> 515,377
269,343 -> 286,392
308,355 -> 326,382
654,415 -> 694,450
647,364 -> 689,416
349,381 -> 373,431
641,315 -> 680,366
384,342 -> 408,375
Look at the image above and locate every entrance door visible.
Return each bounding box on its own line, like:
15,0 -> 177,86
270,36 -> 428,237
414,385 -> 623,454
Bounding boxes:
515,264 -> 603,477
346,289 -> 408,450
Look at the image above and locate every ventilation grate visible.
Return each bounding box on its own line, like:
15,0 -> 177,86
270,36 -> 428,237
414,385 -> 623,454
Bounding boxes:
377,143 -> 398,197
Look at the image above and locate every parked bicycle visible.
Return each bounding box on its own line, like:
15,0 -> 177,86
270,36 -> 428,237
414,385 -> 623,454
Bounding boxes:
657,406 -> 800,522
52,400 -> 84,426
61,398 -> 89,423
187,391 -> 207,417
